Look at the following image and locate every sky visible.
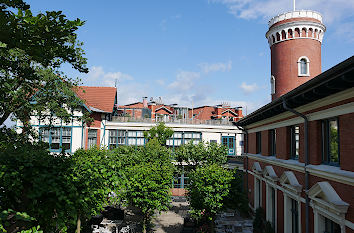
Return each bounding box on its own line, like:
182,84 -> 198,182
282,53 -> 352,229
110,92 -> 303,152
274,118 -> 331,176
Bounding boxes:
28,0 -> 354,114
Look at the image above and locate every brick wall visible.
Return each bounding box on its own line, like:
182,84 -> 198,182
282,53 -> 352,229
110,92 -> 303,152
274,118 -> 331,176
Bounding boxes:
276,127 -> 290,159
249,132 -> 257,154
261,130 -> 271,156
339,113 -> 354,172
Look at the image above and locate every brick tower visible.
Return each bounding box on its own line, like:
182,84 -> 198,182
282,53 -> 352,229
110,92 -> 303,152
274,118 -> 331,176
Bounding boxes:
266,10 -> 326,100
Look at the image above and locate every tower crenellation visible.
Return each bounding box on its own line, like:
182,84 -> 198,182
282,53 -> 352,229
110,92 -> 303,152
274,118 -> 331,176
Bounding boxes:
266,10 -> 326,100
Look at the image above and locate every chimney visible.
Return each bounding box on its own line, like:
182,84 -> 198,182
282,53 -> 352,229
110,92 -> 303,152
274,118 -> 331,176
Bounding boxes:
143,97 -> 148,108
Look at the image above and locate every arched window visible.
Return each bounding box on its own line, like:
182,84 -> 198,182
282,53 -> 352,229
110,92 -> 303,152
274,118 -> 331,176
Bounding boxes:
270,75 -> 275,94
298,56 -> 310,76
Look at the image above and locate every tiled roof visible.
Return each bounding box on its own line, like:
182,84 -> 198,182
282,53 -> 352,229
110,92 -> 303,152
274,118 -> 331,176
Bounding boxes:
190,106 -> 215,120
75,86 -> 116,113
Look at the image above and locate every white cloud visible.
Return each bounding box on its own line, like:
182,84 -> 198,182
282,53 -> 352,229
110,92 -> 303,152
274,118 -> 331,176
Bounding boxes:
86,66 -> 133,87
210,0 -> 354,24
168,71 -> 200,91
240,82 -> 259,94
156,79 -> 166,86
199,61 -> 232,74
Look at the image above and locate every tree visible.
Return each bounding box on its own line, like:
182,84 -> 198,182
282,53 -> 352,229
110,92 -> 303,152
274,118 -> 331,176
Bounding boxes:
143,122 -> 173,145
124,162 -> 174,232
0,128 -> 77,232
69,148 -> 123,233
112,139 -> 174,232
187,164 -> 234,231
0,0 -> 88,132
174,141 -> 227,169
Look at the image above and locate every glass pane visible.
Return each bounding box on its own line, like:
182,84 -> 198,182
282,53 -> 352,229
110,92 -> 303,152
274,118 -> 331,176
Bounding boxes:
300,59 -> 307,74
118,130 -> 125,137
228,137 -> 234,148
62,128 -> 71,136
128,138 -> 136,145
88,137 -> 97,148
184,132 -> 192,138
109,130 -> 117,136
109,137 -> 117,144
118,137 -> 125,145
128,131 -> 136,137
174,132 -> 182,138
222,137 -> 228,146
137,138 -> 145,146
88,129 -> 97,137
329,119 -> 339,163
136,131 -> 144,137
193,133 -> 201,139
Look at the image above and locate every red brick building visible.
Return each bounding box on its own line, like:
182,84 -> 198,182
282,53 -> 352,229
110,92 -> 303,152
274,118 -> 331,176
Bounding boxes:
116,98 -> 243,123
237,9 -> 354,233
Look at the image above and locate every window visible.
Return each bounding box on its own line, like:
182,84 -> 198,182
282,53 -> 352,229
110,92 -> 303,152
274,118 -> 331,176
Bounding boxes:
291,199 -> 299,233
109,130 -> 127,149
270,129 -> 276,156
256,132 -> 262,154
290,125 -> 300,160
322,118 -> 339,165
40,127 -> 71,152
210,140 -> 217,144
266,185 -> 276,227
87,129 -> 97,148
270,76 -> 275,95
172,166 -> 190,189
324,217 -> 341,233
298,56 -> 310,76
254,178 -> 262,209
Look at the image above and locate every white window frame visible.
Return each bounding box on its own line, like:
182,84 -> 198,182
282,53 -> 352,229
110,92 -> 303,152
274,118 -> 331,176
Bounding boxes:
309,182 -> 349,233
280,171 -> 302,233
254,176 -> 262,210
297,56 -> 310,77
271,75 -> 276,95
266,183 -> 277,230
252,162 -> 263,210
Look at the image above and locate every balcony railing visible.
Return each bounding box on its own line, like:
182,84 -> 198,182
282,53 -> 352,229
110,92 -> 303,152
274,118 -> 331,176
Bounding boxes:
110,116 -> 235,126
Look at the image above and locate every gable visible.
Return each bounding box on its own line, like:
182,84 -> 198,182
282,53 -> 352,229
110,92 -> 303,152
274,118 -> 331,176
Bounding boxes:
75,86 -> 116,113
280,171 -> 302,193
263,166 -> 279,181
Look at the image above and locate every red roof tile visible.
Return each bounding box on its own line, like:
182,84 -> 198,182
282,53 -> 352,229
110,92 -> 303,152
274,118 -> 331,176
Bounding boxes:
75,86 -> 116,113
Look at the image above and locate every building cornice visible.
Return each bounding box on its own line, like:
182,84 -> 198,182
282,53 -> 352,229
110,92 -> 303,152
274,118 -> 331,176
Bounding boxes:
245,153 -> 354,186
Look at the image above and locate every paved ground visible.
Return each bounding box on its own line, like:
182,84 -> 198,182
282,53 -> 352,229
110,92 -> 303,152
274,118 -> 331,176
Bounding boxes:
153,200 -> 189,233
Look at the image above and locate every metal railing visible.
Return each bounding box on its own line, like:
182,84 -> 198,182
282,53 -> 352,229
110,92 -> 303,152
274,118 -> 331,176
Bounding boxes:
110,116 -> 235,126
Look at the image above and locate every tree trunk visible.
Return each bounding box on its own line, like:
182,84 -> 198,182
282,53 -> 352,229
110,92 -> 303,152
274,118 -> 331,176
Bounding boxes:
76,213 -> 81,233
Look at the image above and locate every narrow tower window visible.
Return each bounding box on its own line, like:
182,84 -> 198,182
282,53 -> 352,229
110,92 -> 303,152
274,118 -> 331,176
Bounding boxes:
298,56 -> 310,76
270,75 -> 275,94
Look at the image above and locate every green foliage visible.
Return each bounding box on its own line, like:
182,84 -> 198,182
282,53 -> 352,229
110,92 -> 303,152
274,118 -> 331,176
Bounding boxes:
70,148 -> 123,223
187,164 -> 234,222
0,129 -> 122,232
0,128 -> 76,232
111,139 -> 174,231
174,141 -> 227,169
143,122 -> 173,145
124,162 -> 174,231
0,0 -> 89,131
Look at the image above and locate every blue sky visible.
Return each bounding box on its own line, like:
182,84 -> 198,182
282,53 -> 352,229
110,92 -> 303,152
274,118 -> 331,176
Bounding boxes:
28,0 -> 354,114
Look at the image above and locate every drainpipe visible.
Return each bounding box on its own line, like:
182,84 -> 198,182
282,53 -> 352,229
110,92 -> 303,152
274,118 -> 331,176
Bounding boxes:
282,99 -> 309,233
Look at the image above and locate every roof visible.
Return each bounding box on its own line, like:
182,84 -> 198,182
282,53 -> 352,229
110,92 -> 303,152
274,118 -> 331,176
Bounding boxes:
236,56 -> 354,127
75,86 -> 116,113
191,106 -> 215,120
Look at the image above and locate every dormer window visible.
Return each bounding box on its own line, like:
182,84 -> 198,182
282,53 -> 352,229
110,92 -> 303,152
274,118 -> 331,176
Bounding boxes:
298,56 -> 310,76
